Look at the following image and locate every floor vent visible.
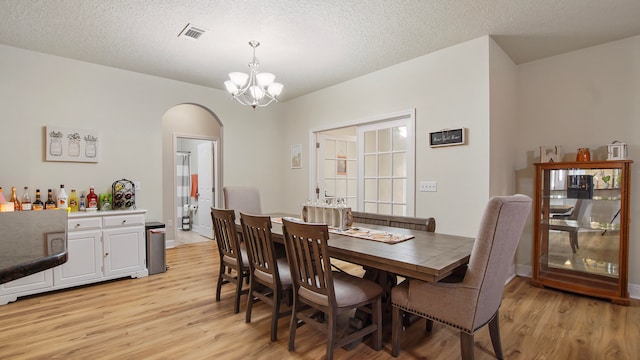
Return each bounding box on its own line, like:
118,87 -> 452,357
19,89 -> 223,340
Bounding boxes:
178,24 -> 207,40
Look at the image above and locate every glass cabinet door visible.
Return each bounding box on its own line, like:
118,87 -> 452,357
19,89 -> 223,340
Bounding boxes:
539,166 -> 622,282
533,160 -> 631,305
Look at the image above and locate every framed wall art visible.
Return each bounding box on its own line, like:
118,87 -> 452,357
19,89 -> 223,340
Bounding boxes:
429,127 -> 466,147
45,126 -> 100,163
291,144 -> 302,169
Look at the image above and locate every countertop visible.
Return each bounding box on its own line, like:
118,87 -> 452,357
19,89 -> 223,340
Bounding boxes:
0,210 -> 68,284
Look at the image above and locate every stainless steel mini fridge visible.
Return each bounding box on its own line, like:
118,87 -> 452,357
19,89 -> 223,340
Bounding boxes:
145,222 -> 167,275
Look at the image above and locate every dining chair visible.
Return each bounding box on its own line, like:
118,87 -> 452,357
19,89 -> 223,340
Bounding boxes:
391,194 -> 532,360
240,212 -> 292,341
281,218 -> 383,360
211,208 -> 250,314
223,186 -> 262,219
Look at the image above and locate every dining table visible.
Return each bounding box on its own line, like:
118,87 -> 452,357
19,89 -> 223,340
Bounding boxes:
264,215 -> 475,283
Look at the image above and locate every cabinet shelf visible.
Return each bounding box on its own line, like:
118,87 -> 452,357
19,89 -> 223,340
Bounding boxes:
531,160 -> 632,305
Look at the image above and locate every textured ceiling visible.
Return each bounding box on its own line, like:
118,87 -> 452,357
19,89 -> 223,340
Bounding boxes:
2,0 -> 640,101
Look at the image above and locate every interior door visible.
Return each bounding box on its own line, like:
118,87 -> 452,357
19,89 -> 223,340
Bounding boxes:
197,141 -> 213,239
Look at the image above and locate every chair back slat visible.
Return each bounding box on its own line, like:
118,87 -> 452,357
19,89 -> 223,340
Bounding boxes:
282,219 -> 333,304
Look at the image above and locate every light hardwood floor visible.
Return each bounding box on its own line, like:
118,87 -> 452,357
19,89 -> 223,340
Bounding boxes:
1,241 -> 639,359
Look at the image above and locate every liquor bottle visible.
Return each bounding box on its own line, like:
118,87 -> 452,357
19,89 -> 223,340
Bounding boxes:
0,187 -> 6,203
68,189 -> 79,212
57,185 -> 68,210
87,186 -> 98,210
21,186 -> 32,211
79,192 -> 86,211
45,189 -> 57,209
10,186 -> 21,211
32,189 -> 45,210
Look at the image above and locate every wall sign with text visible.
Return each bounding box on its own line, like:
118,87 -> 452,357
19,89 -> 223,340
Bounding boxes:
429,128 -> 466,147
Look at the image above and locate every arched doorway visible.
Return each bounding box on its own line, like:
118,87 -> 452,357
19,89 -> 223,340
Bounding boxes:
162,103 -> 223,247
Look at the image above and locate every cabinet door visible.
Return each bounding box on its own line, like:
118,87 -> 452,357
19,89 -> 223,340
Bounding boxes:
53,229 -> 102,286
102,226 -> 145,277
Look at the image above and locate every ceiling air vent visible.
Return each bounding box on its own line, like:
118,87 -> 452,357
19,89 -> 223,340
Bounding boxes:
178,23 -> 207,40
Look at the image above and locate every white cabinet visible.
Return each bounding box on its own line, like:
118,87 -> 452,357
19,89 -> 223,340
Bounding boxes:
0,210 -> 147,305
102,213 -> 146,277
53,229 -> 102,286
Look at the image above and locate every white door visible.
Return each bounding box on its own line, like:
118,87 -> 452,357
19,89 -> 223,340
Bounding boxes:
357,117 -> 415,216
197,141 -> 214,239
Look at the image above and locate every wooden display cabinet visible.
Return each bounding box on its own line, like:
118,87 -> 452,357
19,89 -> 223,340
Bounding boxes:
531,160 -> 632,305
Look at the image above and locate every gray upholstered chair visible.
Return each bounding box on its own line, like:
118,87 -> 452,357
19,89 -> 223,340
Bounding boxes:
282,218 -> 383,360
240,212 -> 292,341
391,194 -> 532,360
223,186 -> 262,219
211,208 -> 250,314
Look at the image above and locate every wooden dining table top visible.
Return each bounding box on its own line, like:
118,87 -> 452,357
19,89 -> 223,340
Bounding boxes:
244,214 -> 475,283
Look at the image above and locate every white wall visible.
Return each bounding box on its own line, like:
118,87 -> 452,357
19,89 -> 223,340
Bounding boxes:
281,37 -> 495,237
515,35 -> 640,289
0,44 -> 285,225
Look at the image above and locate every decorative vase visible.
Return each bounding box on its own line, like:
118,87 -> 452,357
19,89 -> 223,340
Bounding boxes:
576,148 -> 591,162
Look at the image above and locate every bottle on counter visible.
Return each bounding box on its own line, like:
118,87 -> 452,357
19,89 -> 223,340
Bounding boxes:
0,187 -> 6,203
68,189 -> 79,212
20,186 -> 32,211
101,195 -> 111,211
87,186 -> 98,210
79,192 -> 86,211
56,185 -> 68,210
32,189 -> 44,210
10,186 -> 21,211
45,189 -> 57,209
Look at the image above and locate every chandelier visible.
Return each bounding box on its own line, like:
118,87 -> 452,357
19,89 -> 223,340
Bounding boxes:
224,41 -> 284,109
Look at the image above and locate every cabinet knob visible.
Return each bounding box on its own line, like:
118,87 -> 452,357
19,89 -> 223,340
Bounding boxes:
122,220 -> 127,224
75,223 -> 81,228
104,253 -> 109,257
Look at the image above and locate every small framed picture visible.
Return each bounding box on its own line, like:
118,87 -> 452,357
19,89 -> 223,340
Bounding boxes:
291,144 -> 302,169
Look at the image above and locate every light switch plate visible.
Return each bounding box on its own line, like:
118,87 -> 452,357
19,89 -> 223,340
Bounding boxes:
133,181 -> 141,191
419,181 -> 437,192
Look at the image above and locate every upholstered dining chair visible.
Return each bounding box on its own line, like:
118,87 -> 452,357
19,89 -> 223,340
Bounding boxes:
240,212 -> 292,341
211,208 -> 250,314
281,218 -> 383,360
391,194 -> 532,360
223,186 -> 262,219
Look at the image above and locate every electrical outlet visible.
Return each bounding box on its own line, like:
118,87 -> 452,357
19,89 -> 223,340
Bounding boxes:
419,181 -> 437,192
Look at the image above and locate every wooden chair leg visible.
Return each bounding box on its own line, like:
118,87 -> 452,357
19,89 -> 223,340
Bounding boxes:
460,331 -> 475,360
271,291 -> 281,342
234,274 -> 243,314
326,312 -> 337,360
391,305 -> 403,357
288,299 -> 298,351
216,263 -> 225,302
245,282 -> 254,323
488,313 -> 504,359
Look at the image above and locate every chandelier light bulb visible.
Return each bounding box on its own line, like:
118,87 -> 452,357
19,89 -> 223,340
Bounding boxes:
224,41 -> 283,109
